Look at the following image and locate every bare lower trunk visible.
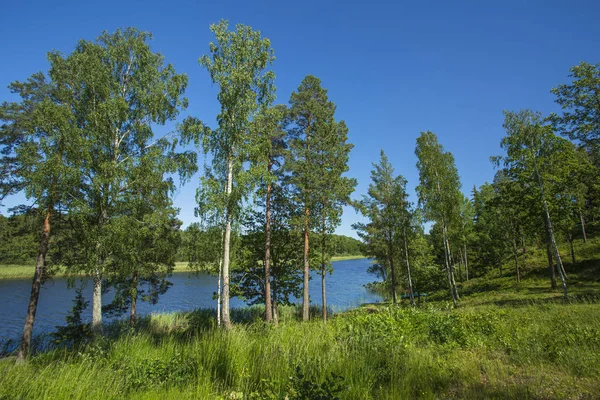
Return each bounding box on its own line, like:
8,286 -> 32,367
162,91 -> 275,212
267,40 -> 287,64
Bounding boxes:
463,243 -> 469,281
388,239 -> 397,304
569,233 -> 576,264
217,258 -> 222,327
272,279 -> 279,327
442,225 -> 457,307
92,272 -> 103,334
321,223 -> 327,322
546,239 -> 557,289
129,271 -> 138,328
512,238 -> 520,283
16,208 -> 52,363
264,180 -> 273,323
302,207 -> 310,321
222,157 -> 234,329
535,152 -> 567,297
403,228 -> 414,306
580,212 -> 587,243
321,264 -> 327,322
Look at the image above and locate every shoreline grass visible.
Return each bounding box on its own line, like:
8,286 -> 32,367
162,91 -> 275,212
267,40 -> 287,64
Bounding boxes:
1,299 -> 599,399
0,256 -> 367,280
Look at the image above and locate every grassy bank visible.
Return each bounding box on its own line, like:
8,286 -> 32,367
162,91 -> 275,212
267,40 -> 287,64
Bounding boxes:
0,256 -> 366,279
1,300 -> 599,399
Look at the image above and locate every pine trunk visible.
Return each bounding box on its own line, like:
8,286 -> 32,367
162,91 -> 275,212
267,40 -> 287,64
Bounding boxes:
16,207 -> 52,363
264,178 -> 272,323
321,221 -> 327,322
129,271 -> 138,328
302,206 -> 310,321
388,238 -> 397,304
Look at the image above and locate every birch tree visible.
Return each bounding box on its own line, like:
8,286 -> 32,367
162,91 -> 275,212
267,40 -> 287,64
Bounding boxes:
182,20 -> 275,328
415,132 -> 462,306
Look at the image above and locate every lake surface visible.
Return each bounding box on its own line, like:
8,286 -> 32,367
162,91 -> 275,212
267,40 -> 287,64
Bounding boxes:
0,258 -> 382,341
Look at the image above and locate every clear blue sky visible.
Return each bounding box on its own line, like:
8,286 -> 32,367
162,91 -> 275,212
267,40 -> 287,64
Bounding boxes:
2,0 -> 600,238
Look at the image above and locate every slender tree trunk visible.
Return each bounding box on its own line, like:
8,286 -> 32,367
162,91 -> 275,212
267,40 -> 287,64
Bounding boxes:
534,153 -> 567,297
92,271 -> 103,334
264,178 -> 273,323
321,219 -> 327,322
403,227 -> 415,306
222,156 -> 234,329
16,207 -> 52,363
568,233 -> 576,264
580,212 -> 587,243
512,238 -> 521,283
546,239 -> 557,289
217,257 -> 222,328
442,225 -> 457,306
388,238 -> 397,304
463,243 -> 469,281
129,271 -> 138,328
272,278 -> 278,327
302,206 -> 310,321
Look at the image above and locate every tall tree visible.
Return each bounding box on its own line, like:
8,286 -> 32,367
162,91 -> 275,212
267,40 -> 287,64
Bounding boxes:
354,151 -> 410,305
415,131 -> 462,306
250,104 -> 287,323
53,28 -> 194,334
182,20 -> 276,328
1,70 -> 80,362
286,75 -> 335,321
313,120 -> 356,321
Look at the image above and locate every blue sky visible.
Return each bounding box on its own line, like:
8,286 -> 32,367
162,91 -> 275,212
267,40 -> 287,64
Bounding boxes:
2,0 -> 600,238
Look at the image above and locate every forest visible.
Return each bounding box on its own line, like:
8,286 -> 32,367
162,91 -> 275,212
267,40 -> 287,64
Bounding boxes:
1,20 -> 600,399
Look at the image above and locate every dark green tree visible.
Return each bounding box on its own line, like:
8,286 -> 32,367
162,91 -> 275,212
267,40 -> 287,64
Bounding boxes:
286,75 -> 336,321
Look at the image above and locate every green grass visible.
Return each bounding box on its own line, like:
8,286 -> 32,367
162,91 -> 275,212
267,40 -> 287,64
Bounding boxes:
2,296 -> 600,398
2,240 -> 599,398
0,256 -> 366,279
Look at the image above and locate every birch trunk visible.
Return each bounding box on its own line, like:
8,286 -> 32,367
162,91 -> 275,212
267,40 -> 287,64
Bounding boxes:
92,271 -> 103,334
403,226 -> 415,306
222,155 -> 234,329
534,154 -> 567,297
580,212 -> 587,243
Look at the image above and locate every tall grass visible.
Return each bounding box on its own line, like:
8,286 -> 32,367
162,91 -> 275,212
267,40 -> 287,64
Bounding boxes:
1,301 -> 599,399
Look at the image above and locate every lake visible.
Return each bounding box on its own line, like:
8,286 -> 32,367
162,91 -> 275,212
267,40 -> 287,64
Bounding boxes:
0,258 -> 382,341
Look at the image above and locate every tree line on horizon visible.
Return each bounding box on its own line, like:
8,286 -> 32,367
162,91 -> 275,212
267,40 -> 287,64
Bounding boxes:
1,19 -> 599,364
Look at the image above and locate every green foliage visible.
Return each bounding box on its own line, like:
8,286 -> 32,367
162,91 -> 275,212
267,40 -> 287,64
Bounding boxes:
51,286 -> 91,347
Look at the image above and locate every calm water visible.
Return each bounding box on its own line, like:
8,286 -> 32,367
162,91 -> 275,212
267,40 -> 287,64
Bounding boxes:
0,258 -> 381,341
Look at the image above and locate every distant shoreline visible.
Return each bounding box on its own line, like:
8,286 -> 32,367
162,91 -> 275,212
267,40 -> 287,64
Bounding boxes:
0,255 -> 366,280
